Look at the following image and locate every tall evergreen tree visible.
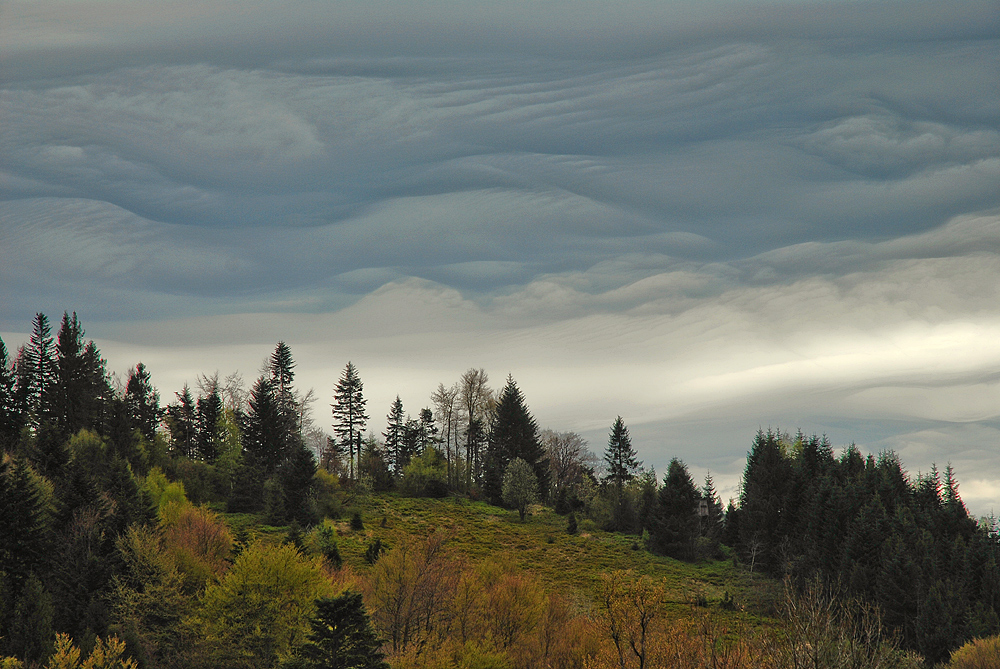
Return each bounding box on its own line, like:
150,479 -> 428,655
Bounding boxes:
383,396 -> 405,474
125,362 -> 161,442
0,337 -> 21,450
603,416 -> 639,493
196,385 -> 223,462
22,313 -> 57,431
296,591 -> 388,669
332,362 -> 367,480
243,376 -> 283,474
165,384 -> 197,459
484,376 -> 547,505
647,458 -> 700,560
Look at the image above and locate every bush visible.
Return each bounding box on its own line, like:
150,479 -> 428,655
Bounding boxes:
949,635 -> 1000,669
567,513 -> 578,535
399,447 -> 448,498
350,512 -> 364,531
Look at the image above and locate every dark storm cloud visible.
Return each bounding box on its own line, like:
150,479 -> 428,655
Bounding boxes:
2,0 -> 999,512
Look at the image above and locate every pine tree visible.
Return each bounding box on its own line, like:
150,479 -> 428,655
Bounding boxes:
0,337 -> 21,450
484,376 -> 547,505
22,313 -> 57,431
383,396 -> 405,474
297,591 -> 388,669
647,458 -> 700,560
603,416 -> 639,493
243,376 -> 283,474
196,386 -> 223,462
125,362 -> 161,442
332,362 -> 368,481
702,472 -> 724,540
166,385 -> 197,459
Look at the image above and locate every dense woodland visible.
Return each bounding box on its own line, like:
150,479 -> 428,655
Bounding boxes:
1,311 -> 999,668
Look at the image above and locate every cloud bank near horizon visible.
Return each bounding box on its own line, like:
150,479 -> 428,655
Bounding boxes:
1,0 -> 998,512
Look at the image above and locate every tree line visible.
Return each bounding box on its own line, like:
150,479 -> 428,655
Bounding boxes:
2,311 -> 998,666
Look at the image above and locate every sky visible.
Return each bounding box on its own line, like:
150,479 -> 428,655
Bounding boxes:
1,0 -> 999,513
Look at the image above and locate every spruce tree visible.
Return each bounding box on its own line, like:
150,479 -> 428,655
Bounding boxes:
22,313 -> 57,432
125,362 -> 161,442
332,362 -> 368,481
196,386 -> 223,462
383,396 -> 405,474
165,384 -> 197,459
647,458 -> 700,560
297,591 -> 388,669
0,337 -> 21,450
484,376 -> 546,505
603,416 -> 639,493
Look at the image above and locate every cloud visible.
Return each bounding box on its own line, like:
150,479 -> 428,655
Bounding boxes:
1,0 -> 999,514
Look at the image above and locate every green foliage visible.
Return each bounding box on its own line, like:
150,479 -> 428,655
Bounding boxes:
603,416 -> 639,493
502,458 -> 539,522
566,513 -> 578,535
5,574 -> 54,664
313,524 -> 343,569
350,512 -> 364,531
647,458 -> 700,561
196,542 -> 333,668
400,446 -> 448,497
364,539 -> 385,565
293,592 -> 388,669
142,467 -> 189,520
485,377 -> 547,506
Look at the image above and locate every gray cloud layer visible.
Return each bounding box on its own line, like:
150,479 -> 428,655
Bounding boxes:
2,0 -> 998,511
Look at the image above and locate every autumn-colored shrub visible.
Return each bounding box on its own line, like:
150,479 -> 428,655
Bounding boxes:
949,634 -> 1000,669
162,505 -> 232,593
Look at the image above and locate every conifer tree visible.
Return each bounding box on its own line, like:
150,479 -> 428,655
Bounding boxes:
603,416 -> 639,493
383,396 -> 405,474
297,591 -> 388,669
125,362 -> 161,443
166,385 -> 197,459
647,458 -> 700,560
484,376 -> 546,505
22,313 -> 57,431
196,386 -> 223,462
332,362 -> 367,481
0,337 -> 21,450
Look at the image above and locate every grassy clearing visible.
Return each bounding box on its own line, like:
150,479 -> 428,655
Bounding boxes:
222,494 -> 781,626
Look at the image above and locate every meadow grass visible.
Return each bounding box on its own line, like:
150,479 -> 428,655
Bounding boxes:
228,493 -> 782,626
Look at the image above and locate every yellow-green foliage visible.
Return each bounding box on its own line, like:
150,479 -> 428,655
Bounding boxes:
0,657 -> 25,669
46,633 -> 138,669
194,541 -> 332,667
142,467 -> 190,522
949,634 -> 1000,669
162,505 -> 233,593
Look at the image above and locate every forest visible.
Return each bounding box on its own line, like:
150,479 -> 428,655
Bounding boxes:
2,311 -> 1000,669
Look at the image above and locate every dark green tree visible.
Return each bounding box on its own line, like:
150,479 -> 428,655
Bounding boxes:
484,376 -> 547,505
4,573 -> 54,664
603,416 -> 640,494
647,458 -> 700,560
0,337 -> 22,451
295,591 -> 388,669
166,384 -> 197,459
23,313 -> 57,431
332,362 -> 367,481
0,456 -> 52,592
125,362 -> 161,442
383,396 -> 405,474
737,429 -> 791,575
196,384 -> 223,462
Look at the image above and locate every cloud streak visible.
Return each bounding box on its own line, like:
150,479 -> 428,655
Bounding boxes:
1,0 -> 998,512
